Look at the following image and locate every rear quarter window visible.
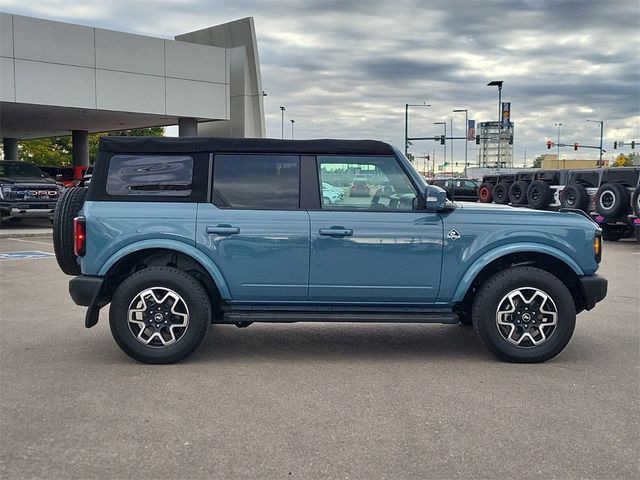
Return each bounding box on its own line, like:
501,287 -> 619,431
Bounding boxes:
106,155 -> 194,196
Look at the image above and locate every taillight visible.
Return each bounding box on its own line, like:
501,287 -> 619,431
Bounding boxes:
594,232 -> 602,263
74,216 -> 86,257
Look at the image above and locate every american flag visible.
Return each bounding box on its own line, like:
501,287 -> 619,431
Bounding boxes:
467,120 -> 475,141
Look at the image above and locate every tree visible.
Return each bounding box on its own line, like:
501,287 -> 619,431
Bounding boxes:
532,155 -> 544,168
18,127 -> 165,166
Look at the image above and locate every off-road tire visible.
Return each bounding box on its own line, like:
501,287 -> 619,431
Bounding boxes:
527,180 -> 552,210
560,183 -> 589,211
109,267 -> 211,364
493,181 -> 511,205
478,183 -> 494,203
595,183 -> 630,218
472,266 -> 576,363
632,187 -> 640,217
508,180 -> 530,205
53,187 -> 87,275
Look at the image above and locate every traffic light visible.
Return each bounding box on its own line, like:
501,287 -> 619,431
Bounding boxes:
574,143 -> 579,151
632,141 -> 636,149
475,135 -> 480,145
547,140 -> 553,149
614,141 -> 617,149
440,135 -> 445,145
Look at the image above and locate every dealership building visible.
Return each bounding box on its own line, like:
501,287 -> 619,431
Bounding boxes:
0,13 -> 266,165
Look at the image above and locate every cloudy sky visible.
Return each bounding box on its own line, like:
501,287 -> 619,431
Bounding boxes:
2,0 -> 639,167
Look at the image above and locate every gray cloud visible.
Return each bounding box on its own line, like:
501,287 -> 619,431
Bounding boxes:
2,0 -> 639,165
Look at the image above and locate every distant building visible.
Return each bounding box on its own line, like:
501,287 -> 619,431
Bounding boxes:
477,121 -> 514,168
541,155 -> 609,169
0,13 -> 265,164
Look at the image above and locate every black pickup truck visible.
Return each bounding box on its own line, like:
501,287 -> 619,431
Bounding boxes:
0,161 -> 61,224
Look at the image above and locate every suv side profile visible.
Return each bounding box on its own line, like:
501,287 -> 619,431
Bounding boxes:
55,137 -> 607,364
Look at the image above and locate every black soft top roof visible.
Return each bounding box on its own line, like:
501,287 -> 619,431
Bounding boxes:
99,136 -> 396,155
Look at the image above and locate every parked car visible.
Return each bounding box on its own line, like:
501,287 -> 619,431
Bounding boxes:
322,182 -> 344,205
429,178 -> 479,202
39,166 -> 89,189
0,161 -> 61,223
54,136 -> 607,364
349,175 -> 370,197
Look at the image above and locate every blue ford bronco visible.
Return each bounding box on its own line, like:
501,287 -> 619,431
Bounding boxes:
53,137 -> 607,364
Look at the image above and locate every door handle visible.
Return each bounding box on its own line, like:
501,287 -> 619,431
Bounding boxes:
206,224 -> 240,235
319,227 -> 353,237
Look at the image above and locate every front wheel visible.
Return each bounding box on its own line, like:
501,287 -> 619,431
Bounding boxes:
109,267 -> 211,364
472,266 -> 576,363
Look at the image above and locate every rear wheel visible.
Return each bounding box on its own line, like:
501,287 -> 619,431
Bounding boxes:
109,267 -> 211,364
53,187 -> 87,275
472,266 -> 576,363
493,181 -> 511,205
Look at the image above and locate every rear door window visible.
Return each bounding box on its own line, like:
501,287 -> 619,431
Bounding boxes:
213,155 -> 300,209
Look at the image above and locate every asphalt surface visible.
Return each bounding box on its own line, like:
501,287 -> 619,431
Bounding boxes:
0,235 -> 638,480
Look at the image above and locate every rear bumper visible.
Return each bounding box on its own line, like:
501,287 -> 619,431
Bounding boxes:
69,275 -> 107,329
69,275 -> 103,306
578,274 -> 608,311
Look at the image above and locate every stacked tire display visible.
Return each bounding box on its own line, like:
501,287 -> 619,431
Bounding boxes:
477,167 -> 639,242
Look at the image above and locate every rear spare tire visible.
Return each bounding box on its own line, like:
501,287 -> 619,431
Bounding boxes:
53,187 -> 87,275
595,183 -> 630,218
508,180 -> 530,205
527,180 -> 552,210
560,183 -> 588,211
493,181 -> 511,205
478,182 -> 494,203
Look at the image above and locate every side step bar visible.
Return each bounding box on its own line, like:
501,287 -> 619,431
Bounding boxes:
222,311 -> 459,324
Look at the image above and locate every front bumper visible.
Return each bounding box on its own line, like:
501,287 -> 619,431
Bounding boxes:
1,203 -> 57,218
578,274 -> 608,311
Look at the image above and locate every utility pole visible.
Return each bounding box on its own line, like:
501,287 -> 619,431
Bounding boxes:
280,106 -> 286,139
290,119 -> 295,140
555,122 -> 562,169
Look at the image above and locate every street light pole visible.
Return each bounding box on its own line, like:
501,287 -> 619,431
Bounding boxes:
587,120 -> 604,167
404,102 -> 431,156
453,109 -> 468,175
280,106 -> 286,139
555,122 -> 562,168
290,119 -> 295,140
487,81 -> 503,172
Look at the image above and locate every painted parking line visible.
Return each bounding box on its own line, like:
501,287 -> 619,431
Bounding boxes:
0,251 -> 55,261
5,238 -> 54,246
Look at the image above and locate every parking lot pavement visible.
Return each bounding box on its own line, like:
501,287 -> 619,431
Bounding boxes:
0,218 -> 53,238
0,237 -> 638,480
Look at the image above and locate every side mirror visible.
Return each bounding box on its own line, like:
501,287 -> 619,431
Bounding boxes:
424,185 -> 447,211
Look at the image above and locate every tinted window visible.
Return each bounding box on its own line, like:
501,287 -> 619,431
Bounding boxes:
213,155 -> 300,209
106,155 -> 193,196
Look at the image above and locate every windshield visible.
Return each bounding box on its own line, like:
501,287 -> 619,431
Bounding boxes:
0,162 -> 46,178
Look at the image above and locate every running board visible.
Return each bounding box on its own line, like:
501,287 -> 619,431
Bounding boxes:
221,311 -> 459,324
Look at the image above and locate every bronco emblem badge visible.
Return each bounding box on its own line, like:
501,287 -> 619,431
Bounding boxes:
447,229 -> 461,241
